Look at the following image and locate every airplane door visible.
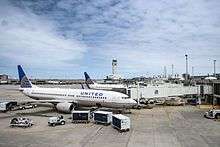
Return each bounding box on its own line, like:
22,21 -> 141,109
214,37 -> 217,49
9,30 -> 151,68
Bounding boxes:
65,90 -> 69,98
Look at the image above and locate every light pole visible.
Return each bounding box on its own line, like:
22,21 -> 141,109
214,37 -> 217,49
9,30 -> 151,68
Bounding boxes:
171,64 -> 174,78
185,54 -> 188,80
213,60 -> 216,77
164,66 -> 167,78
212,80 -> 215,109
212,60 -> 216,108
137,82 -> 140,106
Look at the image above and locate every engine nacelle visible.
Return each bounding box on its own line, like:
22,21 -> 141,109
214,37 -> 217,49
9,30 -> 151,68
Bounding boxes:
148,99 -> 155,105
56,102 -> 74,113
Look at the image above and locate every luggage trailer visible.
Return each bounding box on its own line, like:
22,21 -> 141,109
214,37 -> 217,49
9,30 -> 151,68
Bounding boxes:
112,114 -> 130,132
93,111 -> 112,125
72,110 -> 90,123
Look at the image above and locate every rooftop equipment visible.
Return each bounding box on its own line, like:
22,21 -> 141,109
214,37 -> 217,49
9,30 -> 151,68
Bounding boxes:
185,54 -> 188,78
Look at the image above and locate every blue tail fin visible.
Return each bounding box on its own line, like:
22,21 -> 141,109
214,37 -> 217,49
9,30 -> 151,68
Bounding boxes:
17,65 -> 32,88
84,72 -> 94,84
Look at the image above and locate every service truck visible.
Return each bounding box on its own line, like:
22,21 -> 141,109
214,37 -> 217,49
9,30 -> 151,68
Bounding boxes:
48,115 -> 65,127
204,109 -> 220,119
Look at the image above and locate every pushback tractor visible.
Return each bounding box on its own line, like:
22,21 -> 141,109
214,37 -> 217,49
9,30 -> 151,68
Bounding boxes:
204,109 -> 220,119
48,115 -> 65,127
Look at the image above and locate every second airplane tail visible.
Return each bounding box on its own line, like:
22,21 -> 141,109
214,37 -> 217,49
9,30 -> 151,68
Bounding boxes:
84,72 -> 94,84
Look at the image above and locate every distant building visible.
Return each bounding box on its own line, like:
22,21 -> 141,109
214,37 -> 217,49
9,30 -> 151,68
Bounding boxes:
0,74 -> 8,81
191,73 -> 220,80
0,74 -> 9,84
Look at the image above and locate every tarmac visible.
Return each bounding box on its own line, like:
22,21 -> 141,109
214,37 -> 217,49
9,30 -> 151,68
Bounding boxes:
0,85 -> 220,147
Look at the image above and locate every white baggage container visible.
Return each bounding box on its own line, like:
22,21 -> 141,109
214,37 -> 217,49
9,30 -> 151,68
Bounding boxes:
72,110 -> 90,123
112,114 -> 130,131
93,111 -> 112,125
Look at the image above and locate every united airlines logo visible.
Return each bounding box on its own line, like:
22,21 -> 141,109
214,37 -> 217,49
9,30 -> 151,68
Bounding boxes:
21,76 -> 32,88
80,92 -> 103,96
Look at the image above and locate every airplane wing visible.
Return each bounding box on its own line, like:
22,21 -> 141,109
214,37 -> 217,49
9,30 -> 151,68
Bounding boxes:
2,87 -> 20,91
15,99 -> 78,105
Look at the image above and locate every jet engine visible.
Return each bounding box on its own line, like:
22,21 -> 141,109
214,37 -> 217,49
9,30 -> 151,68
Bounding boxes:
56,102 -> 75,113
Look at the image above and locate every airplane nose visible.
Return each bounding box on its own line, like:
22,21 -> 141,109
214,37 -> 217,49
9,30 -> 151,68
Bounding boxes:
130,99 -> 137,105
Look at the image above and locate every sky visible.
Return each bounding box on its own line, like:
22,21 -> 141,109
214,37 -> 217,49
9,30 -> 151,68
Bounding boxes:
0,0 -> 220,79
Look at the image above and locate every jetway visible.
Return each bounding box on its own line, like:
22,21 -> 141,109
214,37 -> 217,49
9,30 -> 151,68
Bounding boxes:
127,83 -> 213,99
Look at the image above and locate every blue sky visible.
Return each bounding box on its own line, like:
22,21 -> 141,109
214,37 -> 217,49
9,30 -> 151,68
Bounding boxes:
0,0 -> 220,79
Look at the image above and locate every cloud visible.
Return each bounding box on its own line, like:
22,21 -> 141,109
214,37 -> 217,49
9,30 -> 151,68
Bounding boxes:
0,0 -> 220,78
0,0 -> 87,69
82,0 -> 220,76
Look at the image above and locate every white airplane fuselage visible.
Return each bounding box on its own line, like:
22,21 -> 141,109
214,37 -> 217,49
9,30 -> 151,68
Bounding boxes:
22,87 -> 136,109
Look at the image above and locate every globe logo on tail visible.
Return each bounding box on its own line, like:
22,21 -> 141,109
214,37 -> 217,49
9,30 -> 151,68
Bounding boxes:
20,76 -> 32,88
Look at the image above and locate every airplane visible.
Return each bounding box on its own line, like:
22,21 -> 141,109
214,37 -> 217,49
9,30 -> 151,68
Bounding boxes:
84,72 -> 125,90
17,65 -> 137,113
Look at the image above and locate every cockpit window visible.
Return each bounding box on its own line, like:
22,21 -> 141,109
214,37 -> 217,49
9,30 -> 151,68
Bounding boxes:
122,97 -> 129,99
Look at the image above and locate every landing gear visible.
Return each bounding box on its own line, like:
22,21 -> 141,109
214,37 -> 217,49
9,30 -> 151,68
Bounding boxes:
96,103 -> 102,108
137,105 -> 142,109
